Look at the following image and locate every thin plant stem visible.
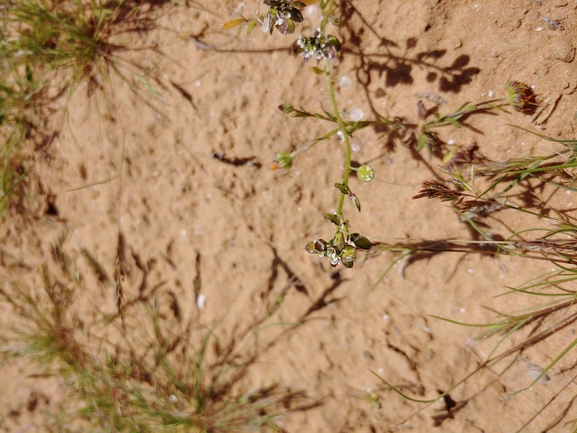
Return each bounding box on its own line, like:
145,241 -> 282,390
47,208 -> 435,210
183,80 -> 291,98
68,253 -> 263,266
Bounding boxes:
324,57 -> 351,220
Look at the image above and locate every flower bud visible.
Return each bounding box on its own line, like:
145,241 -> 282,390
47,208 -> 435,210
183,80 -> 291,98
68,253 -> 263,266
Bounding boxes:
278,103 -> 294,114
273,150 -> 294,170
505,81 -> 537,114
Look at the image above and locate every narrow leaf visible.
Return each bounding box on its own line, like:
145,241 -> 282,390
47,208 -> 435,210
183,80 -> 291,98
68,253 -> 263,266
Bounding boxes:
222,17 -> 245,30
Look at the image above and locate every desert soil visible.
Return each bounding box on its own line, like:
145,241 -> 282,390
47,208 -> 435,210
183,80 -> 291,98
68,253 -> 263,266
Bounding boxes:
2,0 -> 577,432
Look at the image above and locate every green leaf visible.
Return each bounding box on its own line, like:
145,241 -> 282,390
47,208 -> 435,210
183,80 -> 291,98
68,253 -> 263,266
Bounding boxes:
446,116 -> 461,128
334,182 -> 351,194
328,15 -> 344,27
311,66 -> 325,75
417,134 -> 428,152
324,213 -> 340,225
247,19 -> 257,36
286,18 -> 295,34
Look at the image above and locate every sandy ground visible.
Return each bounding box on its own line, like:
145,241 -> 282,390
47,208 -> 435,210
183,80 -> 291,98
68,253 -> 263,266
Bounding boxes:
2,0 -> 577,431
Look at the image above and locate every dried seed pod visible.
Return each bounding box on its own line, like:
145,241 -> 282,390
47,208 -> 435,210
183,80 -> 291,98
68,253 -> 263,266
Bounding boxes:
505,81 -> 538,114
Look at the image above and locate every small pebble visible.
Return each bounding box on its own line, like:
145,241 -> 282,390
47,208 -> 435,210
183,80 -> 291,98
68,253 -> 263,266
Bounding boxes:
196,294 -> 206,309
349,108 -> 364,121
527,363 -> 549,383
350,137 -> 363,152
339,76 -> 351,90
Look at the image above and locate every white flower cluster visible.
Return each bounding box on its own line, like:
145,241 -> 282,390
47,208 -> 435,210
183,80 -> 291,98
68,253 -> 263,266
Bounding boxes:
294,29 -> 340,62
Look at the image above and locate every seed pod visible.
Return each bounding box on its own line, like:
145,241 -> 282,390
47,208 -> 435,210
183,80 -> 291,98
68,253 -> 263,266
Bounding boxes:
351,233 -> 372,250
340,245 -> 356,268
305,239 -> 327,254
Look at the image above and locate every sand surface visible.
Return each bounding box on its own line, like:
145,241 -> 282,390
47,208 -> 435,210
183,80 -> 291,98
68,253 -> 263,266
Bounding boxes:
2,0 -> 577,431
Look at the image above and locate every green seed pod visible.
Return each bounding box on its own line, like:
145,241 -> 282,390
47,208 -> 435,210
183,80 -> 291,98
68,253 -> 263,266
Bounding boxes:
340,245 -> 356,268
305,239 -> 327,255
357,165 -> 375,182
351,233 -> 372,250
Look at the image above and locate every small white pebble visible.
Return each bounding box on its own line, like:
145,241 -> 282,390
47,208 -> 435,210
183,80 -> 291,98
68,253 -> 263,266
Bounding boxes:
536,26 -> 543,32
473,3 -> 480,10
196,294 -> 207,309
419,325 -> 432,334
488,90 -> 495,98
339,76 -> 351,90
460,308 -> 467,313
234,1 -> 244,13
350,137 -> 363,152
169,394 -> 178,403
468,268 -> 475,274
447,139 -> 455,145
377,368 -> 385,375
181,229 -> 187,236
349,108 -> 364,121
527,364 -> 549,383
305,4 -> 319,18
194,80 -> 202,87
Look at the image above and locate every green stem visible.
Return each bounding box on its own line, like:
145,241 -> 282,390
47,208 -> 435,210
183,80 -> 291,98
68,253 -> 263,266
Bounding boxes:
320,0 -> 335,31
324,57 -> 351,220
